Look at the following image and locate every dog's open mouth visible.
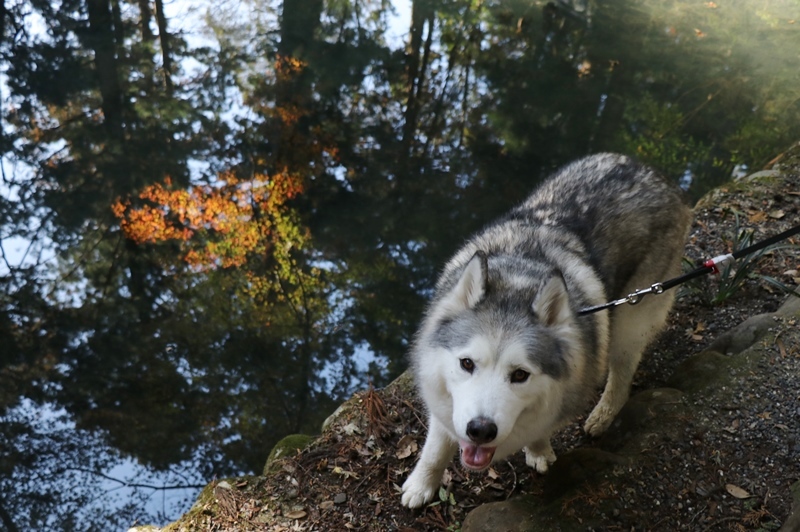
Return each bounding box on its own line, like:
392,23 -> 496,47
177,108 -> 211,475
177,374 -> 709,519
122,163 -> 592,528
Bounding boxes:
459,442 -> 496,470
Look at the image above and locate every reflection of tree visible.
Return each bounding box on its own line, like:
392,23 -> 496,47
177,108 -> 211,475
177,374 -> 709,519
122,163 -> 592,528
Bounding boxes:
0,401 -> 208,530
2,0 -> 231,528
1,0 -> 800,528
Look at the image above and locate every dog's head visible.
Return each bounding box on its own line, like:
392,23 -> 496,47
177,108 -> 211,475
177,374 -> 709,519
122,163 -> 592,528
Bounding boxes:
417,250 -> 583,470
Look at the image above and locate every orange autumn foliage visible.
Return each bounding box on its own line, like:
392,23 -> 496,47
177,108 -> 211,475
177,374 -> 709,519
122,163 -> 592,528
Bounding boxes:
274,54 -> 306,81
113,51 -> 336,298
112,170 -> 306,270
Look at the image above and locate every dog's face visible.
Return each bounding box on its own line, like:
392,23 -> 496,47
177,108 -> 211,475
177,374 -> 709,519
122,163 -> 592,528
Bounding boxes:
417,251 -> 580,470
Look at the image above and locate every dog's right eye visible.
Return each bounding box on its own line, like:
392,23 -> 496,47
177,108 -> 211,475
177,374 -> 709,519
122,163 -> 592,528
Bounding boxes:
510,369 -> 530,383
460,358 -> 475,373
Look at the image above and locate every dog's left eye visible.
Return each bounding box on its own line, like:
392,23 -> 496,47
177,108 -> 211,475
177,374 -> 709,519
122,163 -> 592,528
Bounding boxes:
460,358 -> 475,373
510,369 -> 530,383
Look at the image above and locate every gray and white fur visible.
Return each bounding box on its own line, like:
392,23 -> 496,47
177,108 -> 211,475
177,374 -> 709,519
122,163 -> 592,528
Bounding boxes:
401,153 -> 692,508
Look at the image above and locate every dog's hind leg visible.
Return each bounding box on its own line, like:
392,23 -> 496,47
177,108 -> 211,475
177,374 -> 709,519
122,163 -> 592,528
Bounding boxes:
401,416 -> 458,508
524,438 -> 556,473
583,284 -> 677,437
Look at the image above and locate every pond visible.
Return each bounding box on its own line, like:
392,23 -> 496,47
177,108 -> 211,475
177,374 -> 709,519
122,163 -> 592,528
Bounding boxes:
1,0 -> 798,529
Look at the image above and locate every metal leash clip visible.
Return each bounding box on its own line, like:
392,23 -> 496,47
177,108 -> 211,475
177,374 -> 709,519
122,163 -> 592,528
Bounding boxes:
617,282 -> 665,307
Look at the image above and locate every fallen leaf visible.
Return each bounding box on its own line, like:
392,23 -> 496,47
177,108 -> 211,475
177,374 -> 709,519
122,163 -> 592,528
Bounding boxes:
357,445 -> 372,457
685,327 -> 705,342
319,501 -> 335,510
396,434 -> 418,459
694,28 -> 707,38
777,338 -> 787,359
342,422 -> 361,436
442,469 -> 453,486
769,209 -> 786,219
748,211 -> 767,223
332,466 -> 359,479
725,484 -> 751,499
723,419 -> 740,433
285,510 -> 307,519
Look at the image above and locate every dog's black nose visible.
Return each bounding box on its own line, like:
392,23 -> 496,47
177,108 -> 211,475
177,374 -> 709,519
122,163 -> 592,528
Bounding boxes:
466,417 -> 497,444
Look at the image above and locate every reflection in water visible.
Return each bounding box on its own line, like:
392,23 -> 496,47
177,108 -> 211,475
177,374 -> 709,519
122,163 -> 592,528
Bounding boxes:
1,0 -> 798,528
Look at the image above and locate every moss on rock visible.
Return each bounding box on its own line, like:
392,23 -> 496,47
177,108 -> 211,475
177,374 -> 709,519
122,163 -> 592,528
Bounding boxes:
263,434 -> 315,475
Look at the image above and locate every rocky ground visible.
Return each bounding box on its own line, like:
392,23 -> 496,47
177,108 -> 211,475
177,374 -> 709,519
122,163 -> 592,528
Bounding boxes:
150,146 -> 800,532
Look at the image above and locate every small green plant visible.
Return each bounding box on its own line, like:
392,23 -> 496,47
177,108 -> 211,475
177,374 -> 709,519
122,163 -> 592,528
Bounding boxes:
678,212 -> 799,306
711,220 -> 766,304
759,274 -> 800,299
427,486 -> 457,508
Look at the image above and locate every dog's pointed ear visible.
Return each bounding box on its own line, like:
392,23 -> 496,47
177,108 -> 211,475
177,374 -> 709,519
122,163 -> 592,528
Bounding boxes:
532,275 -> 572,327
450,250 -> 489,310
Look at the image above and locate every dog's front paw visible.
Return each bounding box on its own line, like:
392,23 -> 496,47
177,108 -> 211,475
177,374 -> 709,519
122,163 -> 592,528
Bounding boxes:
524,443 -> 556,474
401,470 -> 439,508
584,403 -> 616,436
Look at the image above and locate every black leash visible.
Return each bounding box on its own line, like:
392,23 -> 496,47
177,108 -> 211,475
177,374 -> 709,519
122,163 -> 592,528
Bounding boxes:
578,223 -> 800,316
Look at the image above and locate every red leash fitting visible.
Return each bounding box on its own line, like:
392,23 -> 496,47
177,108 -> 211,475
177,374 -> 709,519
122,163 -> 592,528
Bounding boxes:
702,253 -> 735,275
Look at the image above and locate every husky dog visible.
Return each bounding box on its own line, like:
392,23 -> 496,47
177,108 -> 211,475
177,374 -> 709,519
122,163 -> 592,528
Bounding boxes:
400,153 -> 692,508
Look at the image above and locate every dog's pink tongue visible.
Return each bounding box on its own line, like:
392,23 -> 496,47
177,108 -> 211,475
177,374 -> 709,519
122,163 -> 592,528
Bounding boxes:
460,443 -> 496,470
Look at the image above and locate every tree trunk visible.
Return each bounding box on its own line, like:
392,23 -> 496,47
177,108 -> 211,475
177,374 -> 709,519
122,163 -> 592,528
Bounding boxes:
136,0 -> 156,91
272,0 -> 324,170
0,497 -> 19,532
86,0 -> 124,141
0,0 -> 6,148
138,0 -> 154,43
153,0 -> 173,93
402,0 -> 435,159
279,0 -> 323,59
